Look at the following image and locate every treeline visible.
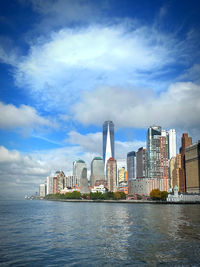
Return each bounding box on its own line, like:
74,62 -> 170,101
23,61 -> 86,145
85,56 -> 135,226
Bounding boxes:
45,191 -> 126,200
150,189 -> 168,201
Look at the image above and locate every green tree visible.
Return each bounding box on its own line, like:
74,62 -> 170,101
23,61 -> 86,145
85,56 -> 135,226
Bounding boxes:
161,191 -> 168,201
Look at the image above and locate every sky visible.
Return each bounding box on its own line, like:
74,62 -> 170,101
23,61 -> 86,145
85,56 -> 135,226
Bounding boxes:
0,0 -> 200,198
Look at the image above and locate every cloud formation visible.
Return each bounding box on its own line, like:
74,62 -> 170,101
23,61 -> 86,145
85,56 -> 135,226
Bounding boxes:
0,102 -> 53,130
8,22 -> 188,110
72,82 -> 200,131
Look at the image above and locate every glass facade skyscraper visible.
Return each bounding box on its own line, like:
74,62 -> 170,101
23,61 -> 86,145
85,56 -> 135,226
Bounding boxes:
127,151 -> 137,180
103,121 -> 115,169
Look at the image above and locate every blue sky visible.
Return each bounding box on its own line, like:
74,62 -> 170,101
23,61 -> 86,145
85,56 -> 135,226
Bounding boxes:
0,0 -> 200,198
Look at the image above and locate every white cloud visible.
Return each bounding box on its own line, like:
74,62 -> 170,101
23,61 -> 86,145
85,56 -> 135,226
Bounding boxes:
0,102 -> 53,130
72,82 -> 200,132
66,130 -> 145,159
9,23 -> 185,110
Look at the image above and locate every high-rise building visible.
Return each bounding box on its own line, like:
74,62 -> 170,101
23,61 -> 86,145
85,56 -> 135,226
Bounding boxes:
90,157 -> 105,187
39,184 -> 46,197
179,133 -> 192,192
103,121 -> 114,171
118,167 -> 126,184
167,129 -> 177,159
80,167 -> 89,193
146,126 -> 161,179
185,141 -> 200,193
136,147 -> 146,178
46,175 -> 53,195
53,171 -> 65,194
127,151 -> 137,180
169,154 -> 182,191
106,157 -> 117,192
73,159 -> 87,187
117,159 -> 126,186
146,126 -> 169,191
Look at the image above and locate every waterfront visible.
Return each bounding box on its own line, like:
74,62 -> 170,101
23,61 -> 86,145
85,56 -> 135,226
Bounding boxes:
0,200 -> 200,266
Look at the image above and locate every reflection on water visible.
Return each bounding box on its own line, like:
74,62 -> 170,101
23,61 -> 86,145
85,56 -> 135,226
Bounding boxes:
0,200 -> 200,266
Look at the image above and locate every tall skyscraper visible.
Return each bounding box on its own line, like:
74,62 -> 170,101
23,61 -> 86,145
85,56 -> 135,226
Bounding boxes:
146,126 -> 161,179
185,141 -> 200,193
73,159 -> 87,187
167,129 -> 177,159
106,157 -> 117,192
90,157 -> 105,186
136,147 -> 146,178
179,133 -> 192,192
103,121 -> 114,171
52,171 -> 65,193
127,151 -> 137,180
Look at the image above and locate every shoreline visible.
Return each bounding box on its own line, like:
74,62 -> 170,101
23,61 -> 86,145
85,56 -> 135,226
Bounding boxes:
43,199 -> 200,204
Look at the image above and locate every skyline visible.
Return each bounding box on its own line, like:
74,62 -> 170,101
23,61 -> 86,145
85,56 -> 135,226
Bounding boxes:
0,0 -> 200,198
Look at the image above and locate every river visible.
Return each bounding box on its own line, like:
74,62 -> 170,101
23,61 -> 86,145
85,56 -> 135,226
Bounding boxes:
0,200 -> 199,266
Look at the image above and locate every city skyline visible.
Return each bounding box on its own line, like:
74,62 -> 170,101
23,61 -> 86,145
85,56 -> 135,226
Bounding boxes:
0,0 -> 200,198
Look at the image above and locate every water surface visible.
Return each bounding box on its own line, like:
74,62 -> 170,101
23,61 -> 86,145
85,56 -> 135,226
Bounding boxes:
0,200 -> 200,266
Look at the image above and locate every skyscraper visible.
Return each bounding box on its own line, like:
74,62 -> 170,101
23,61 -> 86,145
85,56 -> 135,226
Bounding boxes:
106,157 -> 117,192
146,126 -> 161,179
90,157 -> 105,186
103,121 -> 114,171
73,159 -> 87,187
179,133 -> 192,192
167,129 -> 177,159
136,147 -> 146,178
127,151 -> 137,180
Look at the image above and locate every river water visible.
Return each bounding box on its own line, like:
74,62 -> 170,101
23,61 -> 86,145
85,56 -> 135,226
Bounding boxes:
0,200 -> 200,266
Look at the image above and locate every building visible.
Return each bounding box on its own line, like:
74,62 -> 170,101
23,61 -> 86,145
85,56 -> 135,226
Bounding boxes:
65,175 -> 76,188
117,159 -> 126,186
46,175 -> 53,195
169,154 -> 182,191
91,184 -> 107,194
106,157 -> 117,192
179,133 -> 192,192
73,159 -> 87,187
136,147 -> 146,178
90,157 -> 105,187
103,121 -> 115,171
80,167 -> 89,193
146,126 -> 162,179
127,151 -> 137,180
39,184 -> 46,197
128,178 -> 161,196
185,141 -> 200,193
160,135 -> 169,191
118,167 -> 126,184
52,171 -> 65,194
167,129 -> 176,159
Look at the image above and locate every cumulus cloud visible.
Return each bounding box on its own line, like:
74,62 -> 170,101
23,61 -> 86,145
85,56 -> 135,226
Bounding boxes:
0,102 -> 53,130
66,131 -> 145,159
7,22 -> 187,110
72,82 -> 200,131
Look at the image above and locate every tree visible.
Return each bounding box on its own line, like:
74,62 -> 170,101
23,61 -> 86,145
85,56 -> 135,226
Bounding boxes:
161,191 -> 168,201
150,189 -> 162,200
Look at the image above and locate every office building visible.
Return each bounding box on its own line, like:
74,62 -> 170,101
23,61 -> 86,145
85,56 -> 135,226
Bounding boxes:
103,121 -> 114,171
39,184 -> 46,197
106,157 -> 117,192
52,171 -> 65,194
73,159 -> 87,187
118,167 -> 126,184
136,147 -> 146,178
185,141 -> 200,193
46,175 -> 53,195
80,167 -> 89,193
179,133 -> 192,192
167,129 -> 177,159
146,126 -> 162,179
90,157 -> 105,187
127,151 -> 137,180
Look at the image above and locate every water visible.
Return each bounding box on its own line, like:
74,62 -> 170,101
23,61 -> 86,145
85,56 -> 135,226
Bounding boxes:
0,200 -> 200,266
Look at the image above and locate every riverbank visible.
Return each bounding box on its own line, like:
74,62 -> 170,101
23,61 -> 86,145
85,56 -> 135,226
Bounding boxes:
43,198 -> 200,204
